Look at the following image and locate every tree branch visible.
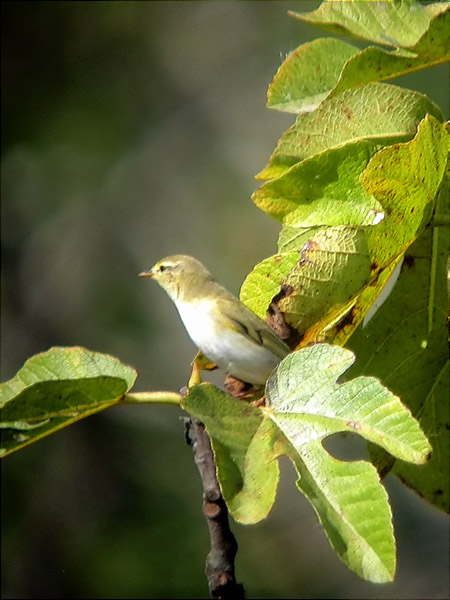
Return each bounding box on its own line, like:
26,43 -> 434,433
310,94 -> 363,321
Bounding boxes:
184,418 -> 245,600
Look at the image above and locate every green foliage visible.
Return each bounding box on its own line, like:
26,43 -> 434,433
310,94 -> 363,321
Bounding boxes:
259,85 -> 443,178
183,344 -> 430,582
238,0 -> 449,580
1,348 -> 137,456
346,182 -> 450,512
269,3 -> 450,115
290,1 -> 449,52
243,115 -> 448,347
0,348 -> 181,456
1,0 -> 448,586
242,227 -> 373,336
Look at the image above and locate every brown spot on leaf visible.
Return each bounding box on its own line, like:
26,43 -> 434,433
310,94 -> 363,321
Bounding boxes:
301,239 -> 320,264
267,285 -> 299,348
300,238 -> 323,265
281,284 -> 294,298
346,421 -> 361,430
334,307 -> 357,333
269,284 -> 294,308
403,254 -> 415,269
343,107 -> 353,120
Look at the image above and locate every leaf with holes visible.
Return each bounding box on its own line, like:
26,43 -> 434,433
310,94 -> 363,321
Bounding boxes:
183,344 -> 431,582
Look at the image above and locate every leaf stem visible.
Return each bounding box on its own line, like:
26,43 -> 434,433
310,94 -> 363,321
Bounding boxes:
428,225 -> 439,334
122,391 -> 182,406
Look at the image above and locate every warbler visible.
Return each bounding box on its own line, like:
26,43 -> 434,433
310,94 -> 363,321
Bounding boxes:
139,255 -> 290,385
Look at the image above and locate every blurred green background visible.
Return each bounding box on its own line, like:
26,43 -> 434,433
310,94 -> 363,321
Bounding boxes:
1,2 -> 449,598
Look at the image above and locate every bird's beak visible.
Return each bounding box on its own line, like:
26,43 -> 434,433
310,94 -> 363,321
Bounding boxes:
138,270 -> 153,278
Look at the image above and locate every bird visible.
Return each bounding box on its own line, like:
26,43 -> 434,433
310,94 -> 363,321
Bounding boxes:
139,255 -> 290,385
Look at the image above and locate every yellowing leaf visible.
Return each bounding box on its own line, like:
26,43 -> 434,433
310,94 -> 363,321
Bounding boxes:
346,184 -> 450,511
245,116 -> 449,348
241,227 -> 372,337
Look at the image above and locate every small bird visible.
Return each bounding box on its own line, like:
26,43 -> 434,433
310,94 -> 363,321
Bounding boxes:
139,255 -> 290,385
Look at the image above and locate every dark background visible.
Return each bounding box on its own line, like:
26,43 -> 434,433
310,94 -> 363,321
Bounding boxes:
2,2 -> 449,598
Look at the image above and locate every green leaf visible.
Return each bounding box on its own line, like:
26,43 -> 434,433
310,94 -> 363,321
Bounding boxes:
267,37 -> 360,113
346,181 -> 450,512
268,13 -> 450,116
254,140 -> 382,226
277,225 -> 320,254
259,84 -> 443,180
1,347 -> 137,456
290,1 -> 448,49
241,227 -> 372,336
291,444 -> 395,583
362,115 -> 448,268
305,115 -> 449,346
329,11 -> 450,97
391,362 -> 449,512
267,345 -> 431,464
183,344 -> 431,582
239,251 -> 300,321
183,384 -> 280,524
245,116 -> 449,348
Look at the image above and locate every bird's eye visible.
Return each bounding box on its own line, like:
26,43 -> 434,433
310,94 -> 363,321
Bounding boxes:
158,264 -> 168,273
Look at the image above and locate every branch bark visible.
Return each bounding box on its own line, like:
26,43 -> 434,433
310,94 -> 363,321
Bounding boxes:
185,418 -> 245,600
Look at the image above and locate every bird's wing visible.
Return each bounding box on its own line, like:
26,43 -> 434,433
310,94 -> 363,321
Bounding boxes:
258,326 -> 291,359
218,298 -> 290,359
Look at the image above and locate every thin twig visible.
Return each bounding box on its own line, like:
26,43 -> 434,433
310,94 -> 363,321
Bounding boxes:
184,418 -> 245,600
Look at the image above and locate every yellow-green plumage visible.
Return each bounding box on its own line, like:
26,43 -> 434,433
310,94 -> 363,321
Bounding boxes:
139,255 -> 289,385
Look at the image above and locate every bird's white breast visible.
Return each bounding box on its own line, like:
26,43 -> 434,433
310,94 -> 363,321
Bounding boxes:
174,299 -> 219,350
173,298 -> 281,385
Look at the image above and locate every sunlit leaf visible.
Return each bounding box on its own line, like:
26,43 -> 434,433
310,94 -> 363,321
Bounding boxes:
362,116 -> 447,267
241,227 -> 372,337
183,344 -> 431,582
268,11 -> 450,117
260,84 -> 443,179
246,116 -> 448,349
254,140 -> 383,226
267,37 -> 360,113
1,347 -> 137,456
290,1 -> 448,49
346,182 -> 450,512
